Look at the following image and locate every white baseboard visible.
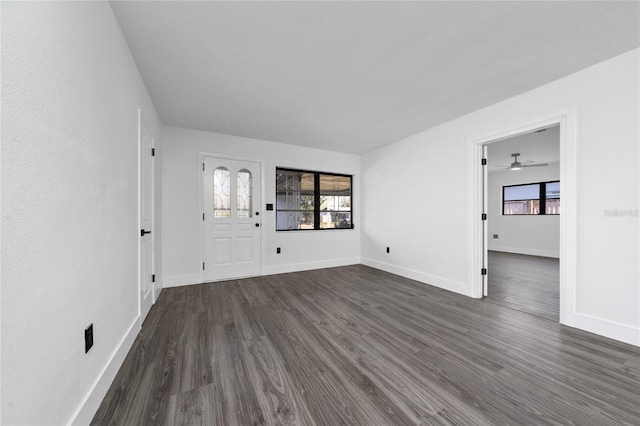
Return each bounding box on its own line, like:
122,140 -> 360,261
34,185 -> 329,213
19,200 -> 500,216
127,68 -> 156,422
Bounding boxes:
162,273 -> 201,288
489,246 -> 560,258
361,258 -> 470,296
566,311 -> 639,347
69,316 -> 141,425
162,258 -> 361,287
264,257 -> 361,276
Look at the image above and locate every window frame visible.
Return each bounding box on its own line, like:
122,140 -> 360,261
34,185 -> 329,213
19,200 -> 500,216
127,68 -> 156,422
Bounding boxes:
276,167 -> 354,231
502,180 -> 560,216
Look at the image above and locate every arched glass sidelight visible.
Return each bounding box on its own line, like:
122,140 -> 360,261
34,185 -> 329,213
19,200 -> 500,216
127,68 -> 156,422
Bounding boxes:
213,167 -> 231,218
237,169 -> 252,218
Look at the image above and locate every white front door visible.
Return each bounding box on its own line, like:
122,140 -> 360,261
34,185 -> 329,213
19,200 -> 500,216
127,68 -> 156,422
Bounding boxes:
203,157 -> 261,281
139,112 -> 154,324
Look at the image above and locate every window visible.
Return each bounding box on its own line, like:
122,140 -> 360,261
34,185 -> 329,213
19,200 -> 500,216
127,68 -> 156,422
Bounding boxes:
545,181 -> 560,214
276,168 -> 353,230
275,169 -> 315,230
503,181 -> 560,215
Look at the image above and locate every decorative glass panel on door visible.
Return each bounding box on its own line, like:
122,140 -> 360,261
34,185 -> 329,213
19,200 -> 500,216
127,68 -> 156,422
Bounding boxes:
213,167 -> 231,218
237,169 -> 252,218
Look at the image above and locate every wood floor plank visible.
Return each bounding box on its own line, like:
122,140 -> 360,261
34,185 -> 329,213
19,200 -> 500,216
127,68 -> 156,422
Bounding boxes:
243,335 -> 316,425
92,265 -> 640,426
487,251 -> 559,321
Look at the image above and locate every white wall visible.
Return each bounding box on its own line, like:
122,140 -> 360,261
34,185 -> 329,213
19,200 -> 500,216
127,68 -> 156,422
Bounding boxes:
1,2 -> 161,425
361,49 -> 639,345
488,163 -> 560,258
161,125 -> 361,286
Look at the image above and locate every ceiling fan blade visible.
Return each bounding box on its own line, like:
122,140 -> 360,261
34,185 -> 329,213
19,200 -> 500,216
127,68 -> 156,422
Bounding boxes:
522,163 -> 549,168
490,164 -> 510,168
521,160 -> 535,165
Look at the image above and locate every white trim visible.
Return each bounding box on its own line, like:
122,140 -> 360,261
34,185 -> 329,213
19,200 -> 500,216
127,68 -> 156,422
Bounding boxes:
264,257 -> 361,276
69,316 -> 141,426
362,258 -> 470,297
151,133 -> 156,303
137,109 -> 142,325
163,273 -> 203,288
489,247 -> 560,259
163,258 -> 361,287
467,109 -> 578,327
571,312 -> 640,347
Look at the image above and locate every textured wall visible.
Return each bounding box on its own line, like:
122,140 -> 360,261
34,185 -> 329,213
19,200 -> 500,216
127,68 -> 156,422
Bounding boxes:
1,2 -> 160,424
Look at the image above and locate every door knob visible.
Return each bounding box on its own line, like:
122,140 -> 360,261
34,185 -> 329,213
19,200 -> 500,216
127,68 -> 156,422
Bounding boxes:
255,223 -> 260,227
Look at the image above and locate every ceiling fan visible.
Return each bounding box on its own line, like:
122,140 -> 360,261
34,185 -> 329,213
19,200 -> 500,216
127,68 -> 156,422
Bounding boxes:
495,153 -> 549,171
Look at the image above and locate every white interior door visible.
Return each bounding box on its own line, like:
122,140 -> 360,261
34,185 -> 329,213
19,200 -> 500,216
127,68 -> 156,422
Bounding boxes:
139,113 -> 154,323
482,144 -> 488,296
203,157 -> 261,281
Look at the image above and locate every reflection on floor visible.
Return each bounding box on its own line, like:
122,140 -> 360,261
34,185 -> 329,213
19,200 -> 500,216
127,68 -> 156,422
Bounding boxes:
487,251 -> 559,322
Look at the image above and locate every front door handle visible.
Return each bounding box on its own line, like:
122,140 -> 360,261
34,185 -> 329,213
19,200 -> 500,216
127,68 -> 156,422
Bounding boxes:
140,229 -> 152,236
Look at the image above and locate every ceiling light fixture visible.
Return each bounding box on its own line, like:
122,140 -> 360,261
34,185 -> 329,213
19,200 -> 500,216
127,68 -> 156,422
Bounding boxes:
510,153 -> 522,170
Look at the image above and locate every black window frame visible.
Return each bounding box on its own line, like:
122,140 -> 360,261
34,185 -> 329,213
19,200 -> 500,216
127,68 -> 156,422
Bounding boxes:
502,180 -> 560,216
276,167 -> 354,231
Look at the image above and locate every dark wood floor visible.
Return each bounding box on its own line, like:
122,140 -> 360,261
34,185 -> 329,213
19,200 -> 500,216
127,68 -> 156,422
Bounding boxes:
92,265 -> 639,426
487,251 -> 559,322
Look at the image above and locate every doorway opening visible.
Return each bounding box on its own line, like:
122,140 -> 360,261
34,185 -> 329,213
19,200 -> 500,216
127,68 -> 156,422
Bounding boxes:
468,110 -> 577,326
484,125 -> 560,321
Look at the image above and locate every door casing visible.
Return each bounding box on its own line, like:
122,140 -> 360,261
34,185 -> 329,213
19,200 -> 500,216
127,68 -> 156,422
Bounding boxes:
467,109 -> 577,327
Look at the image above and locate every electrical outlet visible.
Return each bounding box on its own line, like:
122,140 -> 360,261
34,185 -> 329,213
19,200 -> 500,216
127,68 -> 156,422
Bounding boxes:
276,247 -> 281,254
493,234 -> 499,239
386,247 -> 390,254
85,324 -> 94,353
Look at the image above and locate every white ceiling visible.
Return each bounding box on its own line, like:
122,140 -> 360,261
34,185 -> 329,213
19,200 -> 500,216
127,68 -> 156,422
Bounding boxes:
487,125 -> 559,173
110,1 -> 639,154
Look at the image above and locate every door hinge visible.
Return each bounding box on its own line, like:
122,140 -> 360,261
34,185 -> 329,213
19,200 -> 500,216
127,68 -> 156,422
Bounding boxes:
481,213 -> 487,220
203,212 -> 205,221
203,262 -> 205,270
152,274 -> 155,283
481,158 -> 487,166
202,162 -> 205,171
481,268 -> 487,276
151,148 -> 155,156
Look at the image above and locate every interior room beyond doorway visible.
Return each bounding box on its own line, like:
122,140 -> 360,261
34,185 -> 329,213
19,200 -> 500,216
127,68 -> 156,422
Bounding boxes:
486,125 -> 560,321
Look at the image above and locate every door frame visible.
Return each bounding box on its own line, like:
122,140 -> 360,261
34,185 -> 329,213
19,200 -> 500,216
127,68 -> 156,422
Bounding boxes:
198,152 -> 266,283
138,109 -> 156,326
467,109 -> 577,327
